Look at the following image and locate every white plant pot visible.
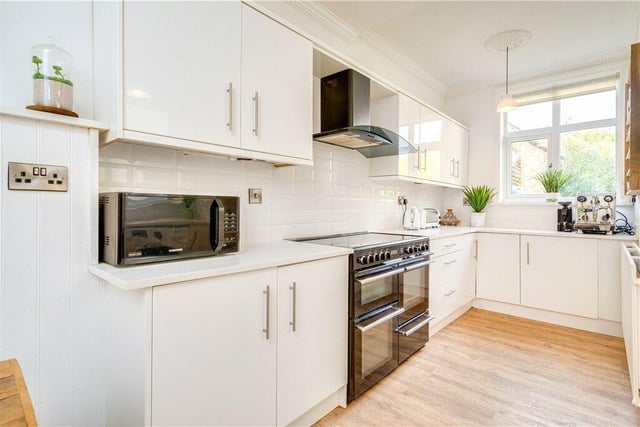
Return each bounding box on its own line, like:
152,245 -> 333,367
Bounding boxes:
544,192 -> 560,203
470,212 -> 486,227
33,78 -> 73,111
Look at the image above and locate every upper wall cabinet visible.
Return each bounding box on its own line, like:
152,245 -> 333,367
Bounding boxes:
368,92 -> 469,188
94,1 -> 313,166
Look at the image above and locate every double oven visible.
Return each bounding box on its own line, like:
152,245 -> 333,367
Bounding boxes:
296,232 -> 432,402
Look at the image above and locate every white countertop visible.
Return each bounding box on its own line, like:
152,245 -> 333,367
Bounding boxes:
89,240 -> 352,291
387,226 -> 637,242
92,226 -> 635,291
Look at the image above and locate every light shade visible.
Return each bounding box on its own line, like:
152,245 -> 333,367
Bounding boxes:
497,95 -> 517,113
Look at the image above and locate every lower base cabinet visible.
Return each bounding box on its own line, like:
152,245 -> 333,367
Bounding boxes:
152,256 -> 348,426
476,233 -> 520,304
521,235 -> 598,318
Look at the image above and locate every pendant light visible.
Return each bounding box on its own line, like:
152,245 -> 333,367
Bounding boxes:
496,46 -> 517,112
486,30 -> 531,113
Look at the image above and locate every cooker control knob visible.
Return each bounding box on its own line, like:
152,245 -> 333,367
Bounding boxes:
368,254 -> 375,263
385,251 -> 392,260
374,253 -> 380,262
357,255 -> 367,264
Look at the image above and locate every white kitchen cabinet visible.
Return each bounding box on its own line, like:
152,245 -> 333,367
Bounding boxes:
276,257 -> 348,426
476,233 -> 520,304
620,243 -> 640,407
152,268 -> 278,426
124,1 -> 241,149
94,1 -> 313,166
520,235 -> 598,318
441,119 -> 469,185
241,5 -> 313,160
429,235 -> 475,332
419,104 -> 443,182
151,256 -> 347,426
598,240 -> 622,321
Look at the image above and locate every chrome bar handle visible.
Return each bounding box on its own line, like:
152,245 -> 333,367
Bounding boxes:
396,315 -> 435,336
212,198 -> 225,252
252,91 -> 259,136
404,259 -> 434,272
527,242 -> 530,265
355,267 -> 405,286
356,307 -> 405,333
444,259 -> 457,265
226,82 -> 233,131
444,289 -> 457,297
474,239 -> 478,259
455,160 -> 460,178
444,243 -> 457,248
289,282 -> 296,332
423,148 -> 428,171
450,158 -> 455,177
263,285 -> 270,340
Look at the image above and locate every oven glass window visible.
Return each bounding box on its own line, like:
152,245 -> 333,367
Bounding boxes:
402,267 -> 427,312
361,320 -> 394,377
360,275 -> 394,306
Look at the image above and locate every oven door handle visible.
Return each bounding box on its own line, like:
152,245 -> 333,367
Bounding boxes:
355,267 -> 405,286
356,307 -> 405,333
403,259 -> 434,272
396,314 -> 435,336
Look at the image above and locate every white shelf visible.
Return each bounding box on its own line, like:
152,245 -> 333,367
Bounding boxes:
0,106 -> 108,130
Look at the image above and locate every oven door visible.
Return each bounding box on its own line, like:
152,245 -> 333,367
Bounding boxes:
350,304 -> 404,401
398,257 -> 432,324
397,312 -> 434,364
352,265 -> 401,319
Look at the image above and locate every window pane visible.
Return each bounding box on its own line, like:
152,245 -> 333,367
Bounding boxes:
560,90 -> 615,125
559,126 -> 615,195
506,102 -> 552,132
510,138 -> 549,194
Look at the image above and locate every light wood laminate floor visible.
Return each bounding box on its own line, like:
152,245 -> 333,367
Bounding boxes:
316,308 -> 640,426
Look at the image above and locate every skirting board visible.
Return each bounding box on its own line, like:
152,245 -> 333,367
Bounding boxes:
430,303 -> 473,337
473,299 -> 622,337
287,385 -> 346,427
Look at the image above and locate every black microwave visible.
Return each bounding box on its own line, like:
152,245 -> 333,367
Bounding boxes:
99,193 -> 239,266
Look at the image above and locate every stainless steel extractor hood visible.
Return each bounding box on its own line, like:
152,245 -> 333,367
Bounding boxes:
313,69 -> 415,158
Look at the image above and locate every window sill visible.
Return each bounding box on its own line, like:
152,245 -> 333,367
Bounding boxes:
494,200 -> 632,207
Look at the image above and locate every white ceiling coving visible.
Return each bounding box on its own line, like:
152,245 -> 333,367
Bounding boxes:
306,1 -> 639,94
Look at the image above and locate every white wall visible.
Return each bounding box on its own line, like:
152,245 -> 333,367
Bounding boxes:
100,141 -> 447,242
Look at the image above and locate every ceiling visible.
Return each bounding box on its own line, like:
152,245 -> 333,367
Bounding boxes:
317,1 -> 639,94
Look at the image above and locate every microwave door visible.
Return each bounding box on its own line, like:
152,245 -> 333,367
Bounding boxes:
210,198 -> 225,252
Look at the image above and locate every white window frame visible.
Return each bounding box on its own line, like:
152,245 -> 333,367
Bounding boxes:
503,90 -> 617,200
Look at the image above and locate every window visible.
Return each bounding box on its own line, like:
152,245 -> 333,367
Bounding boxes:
504,82 -> 617,199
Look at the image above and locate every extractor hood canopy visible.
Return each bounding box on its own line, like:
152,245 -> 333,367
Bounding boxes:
313,69 -> 415,158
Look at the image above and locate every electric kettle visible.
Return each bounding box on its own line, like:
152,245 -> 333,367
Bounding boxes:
403,207 -> 420,230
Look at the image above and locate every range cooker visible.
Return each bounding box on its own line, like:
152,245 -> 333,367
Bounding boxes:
296,232 -> 433,402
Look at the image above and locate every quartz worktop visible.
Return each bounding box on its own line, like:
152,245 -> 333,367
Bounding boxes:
90,240 -> 352,291
387,226 -> 637,242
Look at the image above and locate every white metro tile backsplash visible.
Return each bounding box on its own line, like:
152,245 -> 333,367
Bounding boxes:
99,141 -> 447,243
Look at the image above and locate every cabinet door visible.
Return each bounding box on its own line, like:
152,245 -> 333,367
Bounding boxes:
124,1 -> 241,147
440,120 -> 468,185
152,269 -> 277,426
241,5 -> 313,160
598,240 -> 622,321
476,233 -> 520,304
418,105 -> 443,181
276,257 -> 348,426
398,93 -> 421,178
521,235 -> 598,318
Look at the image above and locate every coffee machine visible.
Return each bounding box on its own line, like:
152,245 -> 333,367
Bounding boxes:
574,193 -> 616,234
557,201 -> 574,232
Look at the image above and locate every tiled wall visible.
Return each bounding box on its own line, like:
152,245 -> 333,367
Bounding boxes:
99,141 -> 447,244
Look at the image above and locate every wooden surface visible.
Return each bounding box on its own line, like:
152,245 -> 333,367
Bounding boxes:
0,359 -> 37,426
315,308 -> 640,426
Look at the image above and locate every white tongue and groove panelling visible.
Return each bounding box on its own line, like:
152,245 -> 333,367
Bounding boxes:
99,141 -> 448,244
0,114 -> 102,425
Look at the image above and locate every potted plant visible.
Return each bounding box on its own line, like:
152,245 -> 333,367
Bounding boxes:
534,169 -> 571,203
31,54 -> 74,112
462,185 -> 497,227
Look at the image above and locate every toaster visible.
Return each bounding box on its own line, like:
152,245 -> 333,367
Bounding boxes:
421,208 -> 440,229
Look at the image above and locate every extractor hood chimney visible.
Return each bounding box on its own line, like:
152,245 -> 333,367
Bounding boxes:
312,69 -> 415,158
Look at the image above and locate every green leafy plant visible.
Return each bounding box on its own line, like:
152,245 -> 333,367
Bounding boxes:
462,185 -> 497,213
31,55 -> 73,86
534,169 -> 571,193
